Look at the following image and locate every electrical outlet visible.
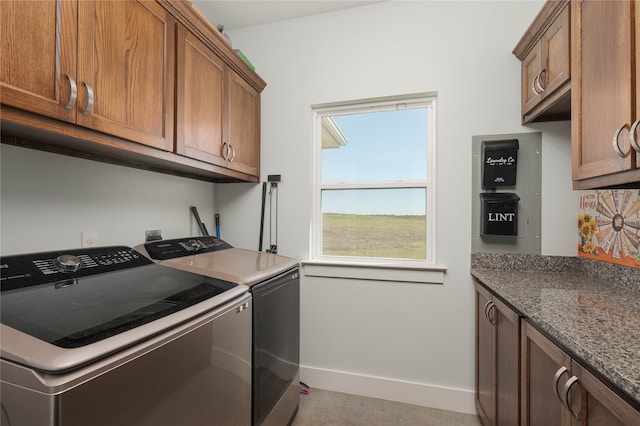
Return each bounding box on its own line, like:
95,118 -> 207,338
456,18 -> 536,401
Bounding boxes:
145,230 -> 162,242
81,232 -> 99,248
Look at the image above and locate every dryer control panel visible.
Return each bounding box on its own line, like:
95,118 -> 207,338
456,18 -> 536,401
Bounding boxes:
143,237 -> 233,260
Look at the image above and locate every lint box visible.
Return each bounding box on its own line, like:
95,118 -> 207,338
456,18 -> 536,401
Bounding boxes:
482,139 -> 519,188
480,193 -> 520,236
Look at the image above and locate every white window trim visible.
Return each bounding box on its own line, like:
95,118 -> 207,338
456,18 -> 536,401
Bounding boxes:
308,94 -> 445,283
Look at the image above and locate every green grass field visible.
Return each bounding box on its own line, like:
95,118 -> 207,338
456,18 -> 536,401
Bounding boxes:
322,213 -> 426,259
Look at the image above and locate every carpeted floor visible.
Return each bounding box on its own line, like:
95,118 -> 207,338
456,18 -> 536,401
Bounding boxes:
290,388 -> 482,426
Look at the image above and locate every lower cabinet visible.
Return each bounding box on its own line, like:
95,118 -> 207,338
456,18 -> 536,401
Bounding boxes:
520,320 -> 640,426
476,285 -> 640,426
475,283 -> 520,426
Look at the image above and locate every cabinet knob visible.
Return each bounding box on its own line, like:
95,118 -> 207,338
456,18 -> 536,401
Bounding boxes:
229,144 -> 236,162
630,120 -> 640,153
64,75 -> 78,111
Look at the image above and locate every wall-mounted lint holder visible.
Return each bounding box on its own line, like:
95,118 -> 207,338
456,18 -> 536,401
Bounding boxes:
480,193 -> 520,236
471,132 -> 541,255
482,139 -> 519,188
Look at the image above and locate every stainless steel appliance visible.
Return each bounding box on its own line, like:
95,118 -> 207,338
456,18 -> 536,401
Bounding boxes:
0,246 -> 252,426
135,237 -> 300,426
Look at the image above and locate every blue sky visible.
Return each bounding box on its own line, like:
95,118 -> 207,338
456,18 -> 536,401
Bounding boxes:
322,108 -> 428,215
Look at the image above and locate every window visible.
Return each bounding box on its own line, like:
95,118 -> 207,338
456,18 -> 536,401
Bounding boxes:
309,94 -> 439,280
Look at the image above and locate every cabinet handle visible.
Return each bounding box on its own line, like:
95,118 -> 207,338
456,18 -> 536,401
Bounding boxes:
552,366 -> 568,401
612,124 -> 630,157
531,75 -> 540,96
486,302 -> 496,325
562,376 -> 581,420
483,300 -> 492,320
64,75 -> 78,110
534,69 -> 545,93
222,142 -> 230,161
229,145 -> 236,162
82,82 -> 94,116
630,119 -> 640,153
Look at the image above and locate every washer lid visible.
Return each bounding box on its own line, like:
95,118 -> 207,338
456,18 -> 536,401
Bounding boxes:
157,248 -> 299,286
1,247 -> 245,373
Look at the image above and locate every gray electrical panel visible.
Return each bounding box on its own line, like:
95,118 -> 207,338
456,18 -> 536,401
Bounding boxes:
471,132 -> 542,254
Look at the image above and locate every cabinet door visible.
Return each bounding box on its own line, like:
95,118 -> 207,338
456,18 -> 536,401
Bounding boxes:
635,0 -> 640,168
521,45 -> 543,116
570,361 -> 640,426
175,25 -> 227,167
475,284 -> 520,426
0,0 -> 77,122
76,0 -> 175,151
226,69 -> 260,177
541,6 -> 570,98
494,297 -> 520,426
572,0 -> 635,180
476,285 -> 495,426
521,321 -> 573,426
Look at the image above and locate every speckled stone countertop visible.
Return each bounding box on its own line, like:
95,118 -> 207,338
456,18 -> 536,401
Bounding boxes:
471,253 -> 640,405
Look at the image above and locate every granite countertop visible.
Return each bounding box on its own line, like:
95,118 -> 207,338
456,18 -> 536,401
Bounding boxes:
471,253 -> 640,405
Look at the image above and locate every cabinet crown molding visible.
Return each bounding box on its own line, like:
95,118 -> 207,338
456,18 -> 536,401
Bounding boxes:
513,0 -> 570,60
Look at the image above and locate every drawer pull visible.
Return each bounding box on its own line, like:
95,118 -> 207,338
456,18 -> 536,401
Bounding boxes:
630,119 -> 640,153
64,75 -> 77,110
612,124 -> 629,158
553,366 -> 568,401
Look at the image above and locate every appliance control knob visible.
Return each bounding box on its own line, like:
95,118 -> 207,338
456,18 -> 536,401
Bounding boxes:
54,254 -> 82,273
184,240 -> 202,251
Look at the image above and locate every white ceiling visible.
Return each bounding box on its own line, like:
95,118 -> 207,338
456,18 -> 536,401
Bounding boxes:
191,1 -> 386,30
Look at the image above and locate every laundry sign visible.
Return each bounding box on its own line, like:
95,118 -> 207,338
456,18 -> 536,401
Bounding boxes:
481,139 -> 519,188
578,189 -> 640,269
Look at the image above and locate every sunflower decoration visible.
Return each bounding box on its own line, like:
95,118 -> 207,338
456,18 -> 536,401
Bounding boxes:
578,213 -> 599,255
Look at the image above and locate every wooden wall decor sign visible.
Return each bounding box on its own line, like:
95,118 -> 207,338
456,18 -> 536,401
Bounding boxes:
578,189 -> 640,269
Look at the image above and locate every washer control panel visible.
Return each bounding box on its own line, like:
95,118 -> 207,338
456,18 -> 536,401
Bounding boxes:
143,236 -> 233,260
1,246 -> 151,291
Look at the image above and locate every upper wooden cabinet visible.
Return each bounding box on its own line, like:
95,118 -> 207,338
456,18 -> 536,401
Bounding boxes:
571,0 -> 640,189
1,0 -> 265,182
76,1 -> 175,151
226,69 -> 260,177
175,25 -> 260,177
1,0 -> 78,122
513,1 -> 571,124
1,0 -> 175,151
175,24 -> 227,167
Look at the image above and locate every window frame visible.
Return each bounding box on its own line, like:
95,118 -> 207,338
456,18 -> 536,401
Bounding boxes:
307,94 -> 443,282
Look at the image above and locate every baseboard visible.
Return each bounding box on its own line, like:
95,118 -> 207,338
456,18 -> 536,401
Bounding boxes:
300,365 -> 477,415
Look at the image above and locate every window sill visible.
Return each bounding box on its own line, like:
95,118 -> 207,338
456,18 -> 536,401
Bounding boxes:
301,259 -> 446,284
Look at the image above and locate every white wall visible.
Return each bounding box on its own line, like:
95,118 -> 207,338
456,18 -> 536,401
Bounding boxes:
216,0 -> 579,414
0,144 -> 216,254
